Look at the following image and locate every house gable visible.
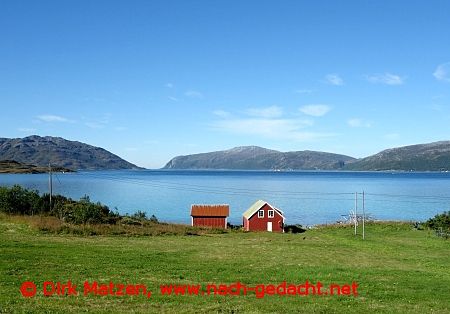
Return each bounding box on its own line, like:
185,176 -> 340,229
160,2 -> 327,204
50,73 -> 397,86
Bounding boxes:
243,200 -> 285,232
243,200 -> 284,221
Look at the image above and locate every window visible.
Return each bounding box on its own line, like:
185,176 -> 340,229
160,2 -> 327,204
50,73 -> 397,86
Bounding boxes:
268,210 -> 274,218
258,210 -> 264,218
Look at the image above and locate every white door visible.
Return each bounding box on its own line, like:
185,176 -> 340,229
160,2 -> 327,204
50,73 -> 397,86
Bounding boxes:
267,222 -> 272,232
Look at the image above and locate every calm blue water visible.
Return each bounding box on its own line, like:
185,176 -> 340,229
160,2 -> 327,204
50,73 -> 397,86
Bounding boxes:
1,170 -> 449,226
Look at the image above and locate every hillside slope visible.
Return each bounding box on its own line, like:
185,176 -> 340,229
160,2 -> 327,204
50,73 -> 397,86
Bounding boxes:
163,146 -> 356,170
0,136 -> 140,170
344,141 -> 450,171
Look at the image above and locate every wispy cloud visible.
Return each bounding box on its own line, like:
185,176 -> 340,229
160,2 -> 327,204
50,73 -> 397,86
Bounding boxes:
144,139 -> 159,145
36,114 -> 71,123
213,110 -> 231,118
211,106 -> 334,141
347,118 -> 371,128
433,62 -> 450,82
294,89 -> 314,94
246,105 -> 283,118
366,73 -> 405,85
165,83 -> 174,88
168,96 -> 179,102
325,74 -> 344,86
85,122 -> 105,129
84,113 -> 111,129
385,133 -> 400,140
211,118 -> 330,141
299,104 -> 331,117
18,127 -> 37,133
185,90 -> 204,98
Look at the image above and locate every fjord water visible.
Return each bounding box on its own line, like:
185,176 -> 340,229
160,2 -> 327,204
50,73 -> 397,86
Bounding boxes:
1,170 -> 449,226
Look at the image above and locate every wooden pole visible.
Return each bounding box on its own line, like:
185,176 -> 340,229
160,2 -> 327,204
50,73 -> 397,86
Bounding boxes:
354,192 -> 358,236
49,163 -> 52,210
362,191 -> 365,240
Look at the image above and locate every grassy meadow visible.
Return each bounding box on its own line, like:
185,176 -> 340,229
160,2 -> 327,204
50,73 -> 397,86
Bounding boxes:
0,214 -> 449,313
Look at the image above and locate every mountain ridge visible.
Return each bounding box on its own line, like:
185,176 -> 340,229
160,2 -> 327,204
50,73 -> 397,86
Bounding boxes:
344,141 -> 450,171
0,135 -> 140,170
163,146 -> 356,170
164,141 -> 450,171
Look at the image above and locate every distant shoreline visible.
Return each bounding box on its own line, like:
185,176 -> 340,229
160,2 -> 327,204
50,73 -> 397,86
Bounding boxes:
0,160 -> 74,174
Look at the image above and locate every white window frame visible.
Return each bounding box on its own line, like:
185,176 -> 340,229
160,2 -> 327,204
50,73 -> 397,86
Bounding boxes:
258,210 -> 264,218
268,210 -> 274,218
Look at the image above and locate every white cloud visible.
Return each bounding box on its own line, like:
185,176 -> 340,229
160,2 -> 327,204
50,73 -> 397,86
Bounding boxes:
366,73 -> 405,85
433,62 -> 450,82
325,74 -> 344,86
144,139 -> 159,145
18,128 -> 37,133
211,118 -> 330,141
36,115 -> 70,122
246,105 -> 283,118
165,83 -> 174,88
213,110 -> 231,118
85,122 -> 105,129
294,89 -> 314,94
211,105 -> 336,141
299,104 -> 331,117
347,118 -> 371,128
168,96 -> 179,102
385,133 -> 400,140
83,113 -> 111,129
185,90 -> 204,98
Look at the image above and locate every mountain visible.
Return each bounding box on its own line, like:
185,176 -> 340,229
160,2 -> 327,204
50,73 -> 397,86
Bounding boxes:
344,141 -> 450,171
0,136 -> 140,170
163,146 -> 356,170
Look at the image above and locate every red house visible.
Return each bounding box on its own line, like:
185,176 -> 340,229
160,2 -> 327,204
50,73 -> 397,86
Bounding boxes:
243,200 -> 285,232
191,204 -> 229,229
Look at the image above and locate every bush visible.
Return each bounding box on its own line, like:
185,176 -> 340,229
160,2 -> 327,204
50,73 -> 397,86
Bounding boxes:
0,186 -> 115,224
425,211 -> 450,230
0,185 -> 42,215
284,224 -> 306,234
132,210 -> 147,220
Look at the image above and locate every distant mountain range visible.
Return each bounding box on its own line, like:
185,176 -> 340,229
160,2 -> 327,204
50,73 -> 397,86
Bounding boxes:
0,136 -> 140,171
164,141 -> 450,171
163,146 -> 356,170
2,136 -> 449,172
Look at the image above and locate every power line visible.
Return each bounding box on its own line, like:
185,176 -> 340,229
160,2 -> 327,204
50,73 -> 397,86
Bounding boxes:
59,171 -> 450,205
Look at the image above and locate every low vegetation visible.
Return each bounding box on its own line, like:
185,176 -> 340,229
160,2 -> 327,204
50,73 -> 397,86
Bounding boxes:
425,211 -> 450,229
0,185 -> 224,236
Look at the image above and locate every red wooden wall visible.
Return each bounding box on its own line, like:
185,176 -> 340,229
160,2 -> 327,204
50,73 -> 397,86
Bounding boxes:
192,216 -> 226,229
244,204 -> 284,232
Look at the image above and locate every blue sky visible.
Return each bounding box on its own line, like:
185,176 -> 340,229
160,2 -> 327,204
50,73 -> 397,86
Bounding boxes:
1,0 -> 450,168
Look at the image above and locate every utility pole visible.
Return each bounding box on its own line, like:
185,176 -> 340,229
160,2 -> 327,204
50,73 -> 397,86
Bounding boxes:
49,163 -> 53,210
362,191 -> 365,240
354,192 -> 358,236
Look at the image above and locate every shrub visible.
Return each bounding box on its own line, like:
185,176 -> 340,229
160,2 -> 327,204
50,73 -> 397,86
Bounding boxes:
284,224 -> 306,234
425,211 -> 450,230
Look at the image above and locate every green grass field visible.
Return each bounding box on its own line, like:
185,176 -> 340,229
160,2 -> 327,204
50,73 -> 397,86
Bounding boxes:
1,215 -> 449,313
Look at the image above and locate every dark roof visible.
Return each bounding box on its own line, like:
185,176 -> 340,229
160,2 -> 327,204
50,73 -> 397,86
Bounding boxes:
191,205 -> 230,217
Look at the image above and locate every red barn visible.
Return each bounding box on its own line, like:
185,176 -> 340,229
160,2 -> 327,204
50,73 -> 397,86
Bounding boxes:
243,200 -> 285,232
191,204 -> 229,229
